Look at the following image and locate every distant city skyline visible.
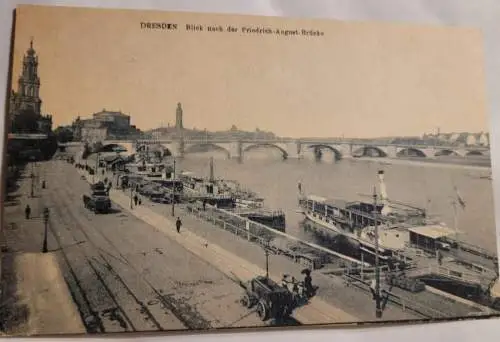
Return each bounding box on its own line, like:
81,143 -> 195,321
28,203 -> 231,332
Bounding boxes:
10,5 -> 490,139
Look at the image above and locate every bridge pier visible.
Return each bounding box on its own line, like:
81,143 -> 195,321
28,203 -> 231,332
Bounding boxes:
284,141 -> 301,159
228,141 -> 243,162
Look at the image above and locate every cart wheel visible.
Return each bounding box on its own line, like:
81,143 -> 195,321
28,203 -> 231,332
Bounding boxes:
278,304 -> 291,319
256,300 -> 269,321
240,294 -> 253,308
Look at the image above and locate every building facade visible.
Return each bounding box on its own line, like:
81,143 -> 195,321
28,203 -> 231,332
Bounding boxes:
72,109 -> 141,142
8,39 -> 52,133
421,131 -> 490,147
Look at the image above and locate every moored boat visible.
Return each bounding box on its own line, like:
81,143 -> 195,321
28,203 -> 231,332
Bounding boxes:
297,170 -> 454,258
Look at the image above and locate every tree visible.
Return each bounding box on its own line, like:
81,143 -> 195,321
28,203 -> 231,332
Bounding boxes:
230,124 -> 238,131
54,126 -> 74,143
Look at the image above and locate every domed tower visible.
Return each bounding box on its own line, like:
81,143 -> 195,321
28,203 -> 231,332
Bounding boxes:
11,38 -> 42,116
175,102 -> 183,130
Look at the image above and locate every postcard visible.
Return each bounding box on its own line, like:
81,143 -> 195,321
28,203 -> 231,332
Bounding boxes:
1,4 -> 499,337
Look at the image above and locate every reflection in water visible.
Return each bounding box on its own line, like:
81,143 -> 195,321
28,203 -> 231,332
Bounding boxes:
178,150 -> 497,254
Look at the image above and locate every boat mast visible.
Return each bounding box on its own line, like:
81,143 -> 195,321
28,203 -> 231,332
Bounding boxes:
452,200 -> 459,242
209,157 -> 215,183
373,185 -> 382,318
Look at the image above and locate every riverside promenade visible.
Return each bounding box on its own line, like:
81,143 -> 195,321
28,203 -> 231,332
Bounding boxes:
110,189 -> 360,324
109,188 -> 430,324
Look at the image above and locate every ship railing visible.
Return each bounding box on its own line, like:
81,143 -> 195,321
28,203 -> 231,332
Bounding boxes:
229,207 -> 285,216
445,238 -> 498,262
409,265 -> 492,285
185,201 -> 370,268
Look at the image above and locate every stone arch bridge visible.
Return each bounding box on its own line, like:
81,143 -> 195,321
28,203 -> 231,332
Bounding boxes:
100,138 -> 490,160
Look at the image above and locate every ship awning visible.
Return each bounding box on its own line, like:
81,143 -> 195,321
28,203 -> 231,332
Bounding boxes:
325,199 -> 351,209
407,225 -> 456,240
306,195 -> 327,203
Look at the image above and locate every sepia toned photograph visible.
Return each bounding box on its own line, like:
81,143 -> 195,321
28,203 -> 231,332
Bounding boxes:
1,3 -> 500,336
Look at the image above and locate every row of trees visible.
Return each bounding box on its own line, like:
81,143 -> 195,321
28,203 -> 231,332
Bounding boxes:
53,126 -> 75,143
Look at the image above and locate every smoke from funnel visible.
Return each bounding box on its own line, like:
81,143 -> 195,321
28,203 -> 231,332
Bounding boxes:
378,170 -> 391,215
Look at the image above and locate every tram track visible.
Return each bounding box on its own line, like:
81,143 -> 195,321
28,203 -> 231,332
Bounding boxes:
44,160 -> 304,329
45,189 -> 140,332
44,162 -> 168,333
50,162 -> 213,331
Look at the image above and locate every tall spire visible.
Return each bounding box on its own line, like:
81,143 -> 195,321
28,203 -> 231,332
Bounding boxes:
30,36 -> 33,49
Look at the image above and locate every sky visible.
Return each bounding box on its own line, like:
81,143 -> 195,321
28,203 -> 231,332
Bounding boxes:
7,2 -> 497,139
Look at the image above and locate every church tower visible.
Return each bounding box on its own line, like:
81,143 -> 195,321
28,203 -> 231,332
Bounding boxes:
175,102 -> 183,130
12,38 -> 42,116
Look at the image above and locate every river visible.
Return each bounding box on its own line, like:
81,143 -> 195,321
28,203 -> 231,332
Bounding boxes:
175,149 -> 498,255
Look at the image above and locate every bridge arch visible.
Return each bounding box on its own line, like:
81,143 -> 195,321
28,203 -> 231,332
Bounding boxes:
307,144 -> 342,161
243,143 -> 288,160
353,146 -> 387,158
101,143 -> 129,153
466,150 -> 484,156
434,149 -> 458,157
396,148 -> 426,158
184,143 -> 231,158
136,143 -> 172,156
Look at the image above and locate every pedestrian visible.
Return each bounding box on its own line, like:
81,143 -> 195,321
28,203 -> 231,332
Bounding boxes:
202,200 -> 206,211
25,204 -> 31,219
134,194 -> 138,206
176,217 -> 182,233
138,197 -> 142,205
304,272 -> 314,298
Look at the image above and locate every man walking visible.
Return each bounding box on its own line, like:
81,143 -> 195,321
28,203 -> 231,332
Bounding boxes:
176,217 -> 182,233
25,204 -> 31,219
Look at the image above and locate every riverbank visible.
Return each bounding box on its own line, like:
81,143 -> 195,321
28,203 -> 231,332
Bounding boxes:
349,156 -> 491,171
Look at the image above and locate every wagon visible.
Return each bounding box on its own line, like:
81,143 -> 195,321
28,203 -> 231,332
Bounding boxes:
239,276 -> 295,321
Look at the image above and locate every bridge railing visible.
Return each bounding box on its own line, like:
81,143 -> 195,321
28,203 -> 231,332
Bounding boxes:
104,137 -> 490,152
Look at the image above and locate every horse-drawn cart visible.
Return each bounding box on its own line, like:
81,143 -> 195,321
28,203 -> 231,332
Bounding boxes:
239,276 -> 295,321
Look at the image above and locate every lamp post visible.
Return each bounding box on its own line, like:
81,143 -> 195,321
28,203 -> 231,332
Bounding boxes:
42,207 -> 50,253
94,152 -> 100,184
171,158 -> 176,216
30,163 -> 35,197
130,186 -> 133,209
373,186 -> 382,318
263,239 -> 272,279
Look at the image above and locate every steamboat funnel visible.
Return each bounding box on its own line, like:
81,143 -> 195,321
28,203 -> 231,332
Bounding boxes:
377,170 -> 391,216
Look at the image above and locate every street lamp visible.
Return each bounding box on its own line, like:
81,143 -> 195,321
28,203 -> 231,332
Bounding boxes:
94,152 -> 100,184
42,207 -> 50,253
373,186 -> 382,318
30,163 -> 35,197
171,158 -> 176,216
130,186 -> 133,209
262,239 -> 272,279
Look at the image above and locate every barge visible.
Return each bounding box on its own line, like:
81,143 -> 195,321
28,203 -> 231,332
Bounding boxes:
179,158 -> 286,231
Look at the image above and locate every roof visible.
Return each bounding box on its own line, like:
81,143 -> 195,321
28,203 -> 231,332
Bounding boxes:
325,198 -> 350,209
306,195 -> 327,203
306,195 -> 358,210
93,110 -> 130,117
407,224 -> 456,239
